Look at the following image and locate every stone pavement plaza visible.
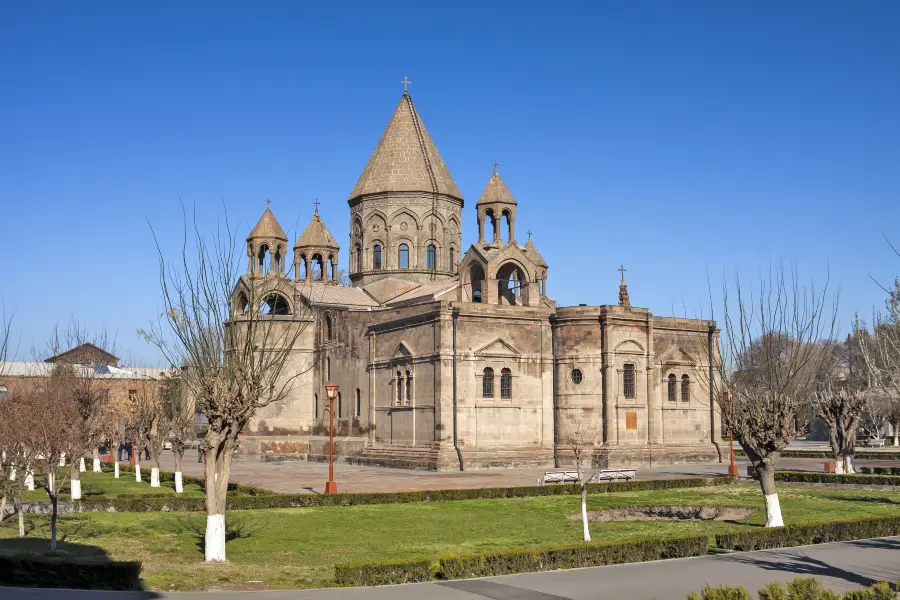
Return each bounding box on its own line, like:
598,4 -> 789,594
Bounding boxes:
158,450 -> 900,494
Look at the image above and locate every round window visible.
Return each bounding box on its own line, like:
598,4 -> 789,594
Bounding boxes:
571,369 -> 583,385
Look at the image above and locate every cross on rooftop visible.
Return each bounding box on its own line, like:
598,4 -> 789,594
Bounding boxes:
493,160 -> 500,173
527,230 -> 533,240
313,199 -> 320,214
401,77 -> 412,92
619,265 -> 627,283
265,198 -> 271,207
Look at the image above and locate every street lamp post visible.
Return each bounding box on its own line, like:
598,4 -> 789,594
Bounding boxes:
727,390 -> 739,477
324,382 -> 339,494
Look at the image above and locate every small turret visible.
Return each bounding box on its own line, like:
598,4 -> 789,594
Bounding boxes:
294,206 -> 340,283
476,166 -> 517,247
247,201 -> 288,276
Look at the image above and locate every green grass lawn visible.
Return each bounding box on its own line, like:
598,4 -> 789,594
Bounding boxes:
2,483 -> 898,591
17,467 -> 206,502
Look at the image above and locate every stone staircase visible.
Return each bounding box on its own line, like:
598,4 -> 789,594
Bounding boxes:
355,442 -> 441,470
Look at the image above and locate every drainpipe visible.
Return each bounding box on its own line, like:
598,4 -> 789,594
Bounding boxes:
709,323 -> 723,462
452,306 -> 464,471
550,314 -> 559,468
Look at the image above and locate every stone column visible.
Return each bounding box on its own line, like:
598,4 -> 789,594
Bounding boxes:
368,333 -> 376,443
492,216 -> 501,244
509,218 -> 516,244
478,212 -> 485,244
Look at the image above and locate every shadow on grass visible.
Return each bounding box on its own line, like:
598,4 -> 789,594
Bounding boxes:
161,514 -> 260,557
819,494 -> 900,506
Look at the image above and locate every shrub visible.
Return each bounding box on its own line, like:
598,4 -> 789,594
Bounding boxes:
691,578 -> 896,600
734,449 -> 896,461
334,558 -> 432,586
859,467 -> 900,476
775,472 -> 900,486
687,585 -> 752,600
715,515 -> 900,552
0,552 -> 141,590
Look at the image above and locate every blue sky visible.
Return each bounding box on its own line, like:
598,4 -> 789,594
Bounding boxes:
1,1 -> 899,364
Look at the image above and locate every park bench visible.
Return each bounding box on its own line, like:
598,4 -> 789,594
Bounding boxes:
866,438 -> 886,448
537,468 -> 637,485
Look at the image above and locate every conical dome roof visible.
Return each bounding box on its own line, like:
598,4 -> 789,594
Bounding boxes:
295,209 -> 339,250
524,238 -> 548,268
476,170 -> 517,206
248,207 -> 288,241
349,93 -> 462,200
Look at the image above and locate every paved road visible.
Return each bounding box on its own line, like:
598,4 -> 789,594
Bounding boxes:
4,537 -> 900,599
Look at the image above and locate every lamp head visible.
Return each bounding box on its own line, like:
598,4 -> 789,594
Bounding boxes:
325,382 -> 339,400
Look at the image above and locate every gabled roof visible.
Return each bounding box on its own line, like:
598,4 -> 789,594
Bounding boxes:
476,170 -> 517,206
523,239 -> 548,268
45,343 -> 119,366
295,210 -> 339,250
349,93 -> 462,200
297,282 -> 379,308
248,207 -> 288,242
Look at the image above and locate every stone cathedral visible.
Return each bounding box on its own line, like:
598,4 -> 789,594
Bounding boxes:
233,90 -> 723,469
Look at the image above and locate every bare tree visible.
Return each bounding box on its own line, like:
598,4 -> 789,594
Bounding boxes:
160,370 -> 193,493
718,266 -> 836,527
131,379 -> 169,488
811,338 -> 867,473
563,410 -> 609,542
858,278 -> 900,445
144,208 -> 311,561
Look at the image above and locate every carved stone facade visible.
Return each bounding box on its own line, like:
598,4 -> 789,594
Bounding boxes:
233,91 -> 723,470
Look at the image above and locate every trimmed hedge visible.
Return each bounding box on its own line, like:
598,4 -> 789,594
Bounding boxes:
735,449 -> 900,461
859,466 -> 900,476
691,578 -> 896,600
335,558 -> 432,586
775,471 -> 900,486
715,515 -> 900,551
75,476 -> 735,513
0,552 -> 141,590
334,534 -> 709,586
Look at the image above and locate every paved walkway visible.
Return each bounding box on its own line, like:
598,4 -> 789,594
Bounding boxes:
155,452 -> 900,495
5,537 -> 900,599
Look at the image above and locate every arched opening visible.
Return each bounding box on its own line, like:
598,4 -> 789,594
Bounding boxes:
257,244 -> 270,273
261,293 -> 289,316
311,254 -> 324,280
298,255 -> 307,280
338,391 -> 342,419
373,244 -> 382,270
496,262 -> 527,306
355,388 -> 361,418
469,263 -> 485,303
325,313 -> 333,341
236,292 -> 250,315
398,243 -> 409,269
449,246 -> 456,271
501,210 -> 511,244
668,374 -> 677,402
396,370 -> 403,405
405,369 -> 412,405
681,375 -> 690,403
356,244 -> 363,272
501,368 -> 512,399
314,393 -> 318,419
624,364 -> 635,399
485,209 -> 497,242
326,256 -> 334,281
427,244 -> 436,271
482,367 -> 494,398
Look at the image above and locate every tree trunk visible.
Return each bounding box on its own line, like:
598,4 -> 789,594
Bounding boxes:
70,467 -> 82,500
114,461 -> 120,479
174,450 -> 184,494
50,495 -> 58,552
756,461 -> 784,527
135,463 -> 141,482
150,467 -> 160,488
25,470 -> 34,491
17,502 -> 24,537
580,483 -> 591,542
16,477 -> 25,538
79,457 -> 86,473
204,434 -> 235,562
0,493 -> 7,525
92,449 -> 101,473
894,421 -> 899,447
48,472 -> 55,494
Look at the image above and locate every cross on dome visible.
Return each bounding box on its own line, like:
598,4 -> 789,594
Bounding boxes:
618,265 -> 627,283
401,76 -> 412,93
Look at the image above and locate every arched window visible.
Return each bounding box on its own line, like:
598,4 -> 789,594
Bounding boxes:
257,244 -> 269,273
298,255 -> 307,280
261,294 -> 289,316
356,245 -> 363,272
449,246 -> 455,270
427,244 -> 436,270
314,393 -> 318,418
326,357 -> 331,381
501,368 -> 512,399
373,244 -> 382,270
356,388 -> 361,417
338,391 -> 342,418
470,263 -> 485,303
396,370 -> 403,405
326,313 -> 333,341
668,374 -> 677,402
237,292 -> 250,315
482,367 -> 494,398
624,364 -> 635,399
681,375 -> 690,403
311,254 -> 324,280
398,243 -> 409,269
405,369 -> 412,405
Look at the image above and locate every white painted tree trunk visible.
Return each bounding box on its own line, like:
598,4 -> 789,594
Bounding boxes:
135,464 -> 141,482
70,478 -> 82,500
834,459 -> 845,474
48,472 -> 55,494
764,493 -> 784,527
8,467 -> 15,482
581,486 -> 591,542
79,458 -> 86,473
25,471 -> 34,492
93,458 -> 101,473
843,455 -> 856,474
58,454 -> 66,467
150,468 -> 160,488
174,472 -> 183,494
114,462 -> 120,479
205,514 -> 226,562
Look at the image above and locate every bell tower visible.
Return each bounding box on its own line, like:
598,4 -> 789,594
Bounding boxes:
246,201 -> 288,276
